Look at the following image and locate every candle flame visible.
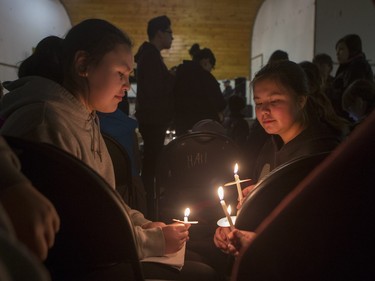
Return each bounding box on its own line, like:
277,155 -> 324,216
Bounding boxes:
218,186 -> 224,200
184,208 -> 190,217
227,205 -> 232,215
234,163 -> 238,174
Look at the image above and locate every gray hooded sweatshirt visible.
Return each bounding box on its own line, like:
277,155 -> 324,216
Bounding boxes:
0,76 -> 165,259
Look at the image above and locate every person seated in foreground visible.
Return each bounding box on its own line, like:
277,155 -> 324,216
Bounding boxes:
0,136 -> 60,262
0,135 -> 59,280
0,19 -> 218,281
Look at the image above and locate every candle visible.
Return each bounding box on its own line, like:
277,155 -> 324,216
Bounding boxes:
184,208 -> 190,223
218,186 -> 235,230
227,205 -> 232,216
234,163 -> 244,202
172,207 -> 198,224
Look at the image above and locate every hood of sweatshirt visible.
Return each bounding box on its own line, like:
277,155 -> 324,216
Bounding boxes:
1,76 -> 90,120
0,76 -> 106,163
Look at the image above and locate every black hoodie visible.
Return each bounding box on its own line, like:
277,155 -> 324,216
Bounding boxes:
134,42 -> 175,124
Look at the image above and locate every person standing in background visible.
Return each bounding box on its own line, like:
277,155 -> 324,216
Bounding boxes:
332,34 -> 374,120
173,47 -> 226,136
134,15 -> 175,219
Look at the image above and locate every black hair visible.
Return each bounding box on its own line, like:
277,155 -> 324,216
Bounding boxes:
313,53 -> 333,69
253,60 -> 308,100
147,15 -> 171,40
61,18 -> 133,97
189,43 -> 200,58
268,50 -> 289,64
336,34 -> 363,58
299,61 -> 324,91
18,35 -> 63,84
193,48 -> 216,68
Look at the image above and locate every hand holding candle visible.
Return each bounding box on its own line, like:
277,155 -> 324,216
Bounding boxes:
218,186 -> 235,230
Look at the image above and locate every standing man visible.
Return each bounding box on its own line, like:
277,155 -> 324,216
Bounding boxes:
135,15 -> 175,219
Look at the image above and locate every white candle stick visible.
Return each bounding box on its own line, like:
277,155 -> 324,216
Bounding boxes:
227,205 -> 232,216
173,207 -> 198,224
234,163 -> 244,202
218,186 -> 235,230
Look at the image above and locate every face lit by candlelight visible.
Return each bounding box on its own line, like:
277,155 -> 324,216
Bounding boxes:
234,163 -> 239,174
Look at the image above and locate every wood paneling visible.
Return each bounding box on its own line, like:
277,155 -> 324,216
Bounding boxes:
60,0 -> 263,80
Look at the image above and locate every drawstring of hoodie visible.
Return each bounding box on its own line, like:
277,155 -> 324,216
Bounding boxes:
88,112 -> 102,162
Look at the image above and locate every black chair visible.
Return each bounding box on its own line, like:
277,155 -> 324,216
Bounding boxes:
4,136 -> 144,281
155,131 -> 242,226
231,111 -> 375,281
235,152 -> 330,231
102,133 -> 135,208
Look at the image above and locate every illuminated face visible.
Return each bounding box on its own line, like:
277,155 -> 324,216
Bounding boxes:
336,42 -> 350,64
253,79 -> 306,143
86,44 -> 134,113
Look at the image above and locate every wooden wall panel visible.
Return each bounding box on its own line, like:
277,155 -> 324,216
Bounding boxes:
60,0 -> 263,80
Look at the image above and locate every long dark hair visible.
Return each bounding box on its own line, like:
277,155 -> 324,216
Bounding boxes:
336,34 -> 363,59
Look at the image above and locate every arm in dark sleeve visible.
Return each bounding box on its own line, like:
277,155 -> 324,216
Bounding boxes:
204,74 -> 227,112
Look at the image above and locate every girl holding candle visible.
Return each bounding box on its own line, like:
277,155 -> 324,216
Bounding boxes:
249,60 -> 347,184
1,19 -> 218,281
214,60 -> 347,254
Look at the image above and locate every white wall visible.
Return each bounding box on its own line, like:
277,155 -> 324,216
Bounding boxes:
249,0 -> 315,117
251,0 -> 315,79
251,0 -> 375,79
249,0 -> 375,115
0,0 -> 71,82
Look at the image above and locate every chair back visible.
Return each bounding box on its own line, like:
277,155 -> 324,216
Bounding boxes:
5,136 -> 144,281
235,152 -> 330,231
102,133 -> 135,208
155,131 -> 242,224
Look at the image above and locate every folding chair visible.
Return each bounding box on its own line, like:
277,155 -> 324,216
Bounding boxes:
5,136 -> 144,281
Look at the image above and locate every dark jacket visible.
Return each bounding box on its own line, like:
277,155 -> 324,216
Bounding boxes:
223,113 -> 250,148
173,60 -> 226,134
252,120 -> 342,183
331,53 -> 374,119
134,42 -> 175,124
